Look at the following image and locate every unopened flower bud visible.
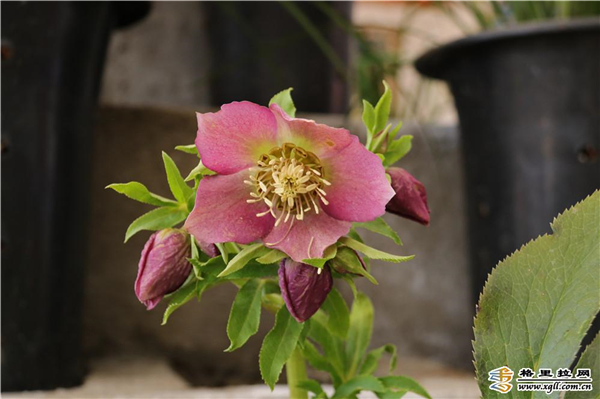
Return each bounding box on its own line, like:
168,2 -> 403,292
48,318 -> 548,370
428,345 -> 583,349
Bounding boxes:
197,239 -> 218,258
386,167 -> 430,225
135,228 -> 192,310
278,258 -> 333,322
328,247 -> 366,275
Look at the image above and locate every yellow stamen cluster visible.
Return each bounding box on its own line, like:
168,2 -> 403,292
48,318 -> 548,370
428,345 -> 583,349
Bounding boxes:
245,143 -> 330,226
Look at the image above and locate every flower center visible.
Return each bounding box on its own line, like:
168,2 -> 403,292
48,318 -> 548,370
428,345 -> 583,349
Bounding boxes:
245,142 -> 330,226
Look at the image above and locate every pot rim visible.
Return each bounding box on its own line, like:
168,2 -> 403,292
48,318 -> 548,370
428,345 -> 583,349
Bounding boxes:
415,17 -> 600,80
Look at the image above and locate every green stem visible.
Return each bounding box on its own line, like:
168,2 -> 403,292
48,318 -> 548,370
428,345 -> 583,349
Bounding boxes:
286,346 -> 308,399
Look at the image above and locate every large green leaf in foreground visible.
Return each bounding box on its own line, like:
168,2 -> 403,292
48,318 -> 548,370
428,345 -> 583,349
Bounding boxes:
565,333 -> 599,399
259,306 -> 304,390
474,191 -> 600,399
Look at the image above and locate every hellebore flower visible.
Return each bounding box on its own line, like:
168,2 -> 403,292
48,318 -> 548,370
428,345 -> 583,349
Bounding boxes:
135,228 -> 192,310
184,101 -> 395,262
278,258 -> 333,322
386,167 -> 430,225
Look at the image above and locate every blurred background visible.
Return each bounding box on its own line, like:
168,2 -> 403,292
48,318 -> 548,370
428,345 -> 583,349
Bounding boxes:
2,1 -> 599,397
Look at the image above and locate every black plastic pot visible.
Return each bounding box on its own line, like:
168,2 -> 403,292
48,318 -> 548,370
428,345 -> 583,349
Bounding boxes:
203,2 -> 350,113
1,2 -> 149,391
415,19 -> 600,303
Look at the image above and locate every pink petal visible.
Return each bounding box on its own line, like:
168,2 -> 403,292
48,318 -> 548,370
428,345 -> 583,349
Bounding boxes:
196,101 -> 278,175
184,170 -> 275,244
321,136 -> 395,222
263,211 -> 350,262
270,104 -> 353,160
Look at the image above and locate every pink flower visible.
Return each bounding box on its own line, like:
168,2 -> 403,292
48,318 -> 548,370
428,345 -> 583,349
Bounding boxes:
386,167 -> 430,225
135,229 -> 192,310
184,102 -> 394,262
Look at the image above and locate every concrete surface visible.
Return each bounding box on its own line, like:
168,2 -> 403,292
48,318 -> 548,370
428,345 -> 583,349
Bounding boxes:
102,2 -> 211,109
4,355 -> 480,399
82,105 -> 473,387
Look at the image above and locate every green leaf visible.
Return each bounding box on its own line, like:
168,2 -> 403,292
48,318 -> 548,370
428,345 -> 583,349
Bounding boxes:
345,293 -> 374,379
184,160 -> 215,182
224,242 -> 242,254
106,182 -> 178,207
197,254 -> 226,270
189,240 -> 223,279
221,261 -> 279,280
162,151 -> 194,204
189,240 -> 202,277
321,288 -> 350,340
473,190 -> 600,399
190,236 -> 199,259
379,376 -> 431,399
374,81 -> 392,136
297,379 -> 326,396
345,230 -> 367,264
174,144 -> 198,155
256,249 -> 287,265
307,311 -> 346,379
565,333 -> 599,399
347,228 -> 364,242
303,245 -> 338,268
262,295 -> 284,314
125,206 -> 187,242
218,244 -> 269,277
189,258 -> 204,280
269,88 -> 296,118
331,246 -> 378,285
226,279 -> 264,352
189,256 -> 227,296
354,218 -> 402,245
362,99 -> 376,136
216,243 -> 229,264
383,135 -> 412,167
162,279 -> 197,325
359,344 -> 397,376
339,237 -> 414,263
386,122 -> 403,146
341,274 -> 359,298
259,306 -> 305,390
332,375 -> 385,399
301,340 -> 342,387
370,123 -> 392,156
375,391 -> 405,399
189,256 -> 222,281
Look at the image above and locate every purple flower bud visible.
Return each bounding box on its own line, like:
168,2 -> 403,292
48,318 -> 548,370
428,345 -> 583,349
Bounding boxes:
197,239 -> 219,258
135,228 -> 192,310
278,258 -> 333,322
386,167 -> 430,225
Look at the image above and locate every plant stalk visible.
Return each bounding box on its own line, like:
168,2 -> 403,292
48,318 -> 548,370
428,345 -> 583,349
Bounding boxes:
286,346 -> 308,399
